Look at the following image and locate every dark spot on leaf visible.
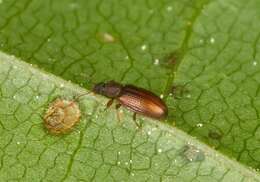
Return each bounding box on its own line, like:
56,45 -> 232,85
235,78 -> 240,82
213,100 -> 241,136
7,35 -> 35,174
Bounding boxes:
171,84 -> 189,99
160,51 -> 183,69
44,98 -> 81,135
208,131 -> 222,140
166,53 -> 178,66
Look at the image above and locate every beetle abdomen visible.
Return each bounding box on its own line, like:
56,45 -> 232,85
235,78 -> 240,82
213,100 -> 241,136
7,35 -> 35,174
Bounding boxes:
119,86 -> 168,119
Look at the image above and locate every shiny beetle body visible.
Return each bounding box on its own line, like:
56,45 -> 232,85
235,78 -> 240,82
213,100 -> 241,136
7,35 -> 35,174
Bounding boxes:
93,81 -> 168,120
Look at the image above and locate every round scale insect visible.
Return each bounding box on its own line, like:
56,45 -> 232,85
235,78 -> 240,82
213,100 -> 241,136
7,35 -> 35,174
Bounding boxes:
90,80 -> 168,126
44,98 -> 81,134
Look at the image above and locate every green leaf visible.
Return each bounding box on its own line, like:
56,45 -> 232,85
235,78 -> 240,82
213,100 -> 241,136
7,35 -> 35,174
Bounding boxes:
0,52 -> 259,182
172,0 -> 260,169
1,0 -> 260,180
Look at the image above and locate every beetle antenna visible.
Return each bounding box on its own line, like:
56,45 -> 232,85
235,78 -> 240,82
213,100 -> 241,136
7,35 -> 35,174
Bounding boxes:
72,75 -> 95,102
73,92 -> 92,102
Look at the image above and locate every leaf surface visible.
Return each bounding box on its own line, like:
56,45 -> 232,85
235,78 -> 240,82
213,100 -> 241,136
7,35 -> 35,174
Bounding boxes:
0,0 -> 260,180
0,52 -> 259,182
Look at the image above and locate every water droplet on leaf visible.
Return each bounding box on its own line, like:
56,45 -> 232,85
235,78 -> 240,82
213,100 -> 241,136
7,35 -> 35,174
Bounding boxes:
182,145 -> 205,162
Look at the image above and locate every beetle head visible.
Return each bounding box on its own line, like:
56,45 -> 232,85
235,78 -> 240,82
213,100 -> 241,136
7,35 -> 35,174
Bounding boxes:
93,81 -> 122,98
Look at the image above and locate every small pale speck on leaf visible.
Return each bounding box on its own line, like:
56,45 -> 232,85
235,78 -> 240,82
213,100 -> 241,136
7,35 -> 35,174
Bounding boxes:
196,123 -> 203,127
69,2 -> 79,9
44,98 -> 81,135
160,94 -> 164,99
186,94 -> 191,98
98,32 -> 116,43
151,127 -> 157,132
60,84 -> 64,88
117,161 -> 121,165
158,149 -> 162,153
17,141 -> 20,145
154,59 -> 160,65
166,6 -> 173,11
210,37 -> 215,44
253,61 -> 257,66
187,21 -> 192,26
141,44 -> 147,51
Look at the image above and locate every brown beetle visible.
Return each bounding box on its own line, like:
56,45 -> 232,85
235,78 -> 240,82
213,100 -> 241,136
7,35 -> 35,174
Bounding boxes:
92,81 -> 168,125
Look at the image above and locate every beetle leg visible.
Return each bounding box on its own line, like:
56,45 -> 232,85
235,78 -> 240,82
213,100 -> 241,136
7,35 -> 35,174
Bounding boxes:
115,104 -> 122,122
115,104 -> 121,109
105,99 -> 114,110
133,113 -> 141,128
133,112 -> 136,120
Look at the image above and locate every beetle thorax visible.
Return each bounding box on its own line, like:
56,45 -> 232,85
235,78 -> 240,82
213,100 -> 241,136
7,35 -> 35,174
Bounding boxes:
93,81 -> 122,98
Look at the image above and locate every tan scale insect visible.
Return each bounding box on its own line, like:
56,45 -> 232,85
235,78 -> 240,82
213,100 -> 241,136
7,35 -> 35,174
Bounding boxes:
44,98 -> 81,134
